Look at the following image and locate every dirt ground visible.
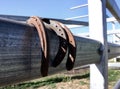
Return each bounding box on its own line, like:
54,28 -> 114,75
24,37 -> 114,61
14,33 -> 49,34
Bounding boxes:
37,68 -> 90,89
1,68 -> 117,89
37,68 -> 115,89
37,79 -> 89,89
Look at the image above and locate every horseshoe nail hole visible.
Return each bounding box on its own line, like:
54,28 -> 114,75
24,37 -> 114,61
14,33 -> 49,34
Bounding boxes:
61,34 -> 63,35
59,29 -> 61,31
56,25 -> 58,27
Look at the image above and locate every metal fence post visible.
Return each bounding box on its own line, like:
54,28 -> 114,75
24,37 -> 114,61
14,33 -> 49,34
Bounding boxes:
88,0 -> 108,89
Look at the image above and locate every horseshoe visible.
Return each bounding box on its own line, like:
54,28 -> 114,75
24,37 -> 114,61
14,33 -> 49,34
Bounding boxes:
42,19 -> 68,67
58,22 -> 76,70
27,16 -> 49,77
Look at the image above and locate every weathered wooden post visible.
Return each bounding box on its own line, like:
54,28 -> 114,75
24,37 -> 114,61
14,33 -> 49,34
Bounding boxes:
88,0 -> 108,89
0,14 -> 120,87
0,17 -> 101,86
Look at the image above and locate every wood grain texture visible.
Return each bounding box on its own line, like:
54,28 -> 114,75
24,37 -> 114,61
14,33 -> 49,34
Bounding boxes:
0,17 -> 119,86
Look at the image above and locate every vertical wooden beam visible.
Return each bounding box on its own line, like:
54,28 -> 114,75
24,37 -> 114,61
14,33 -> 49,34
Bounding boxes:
88,0 -> 108,89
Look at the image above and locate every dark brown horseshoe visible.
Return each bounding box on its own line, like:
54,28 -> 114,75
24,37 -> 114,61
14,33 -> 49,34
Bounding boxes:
42,19 -> 68,67
27,16 -> 48,77
58,22 -> 76,70
42,19 -> 76,70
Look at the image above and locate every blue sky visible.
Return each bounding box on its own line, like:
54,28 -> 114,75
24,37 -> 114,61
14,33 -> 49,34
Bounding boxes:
0,0 -> 87,19
0,0 -> 88,34
0,0 -> 120,37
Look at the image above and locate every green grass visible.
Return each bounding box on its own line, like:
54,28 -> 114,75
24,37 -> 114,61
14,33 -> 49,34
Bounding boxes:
0,69 -> 120,89
108,69 -> 120,86
0,75 -> 73,89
